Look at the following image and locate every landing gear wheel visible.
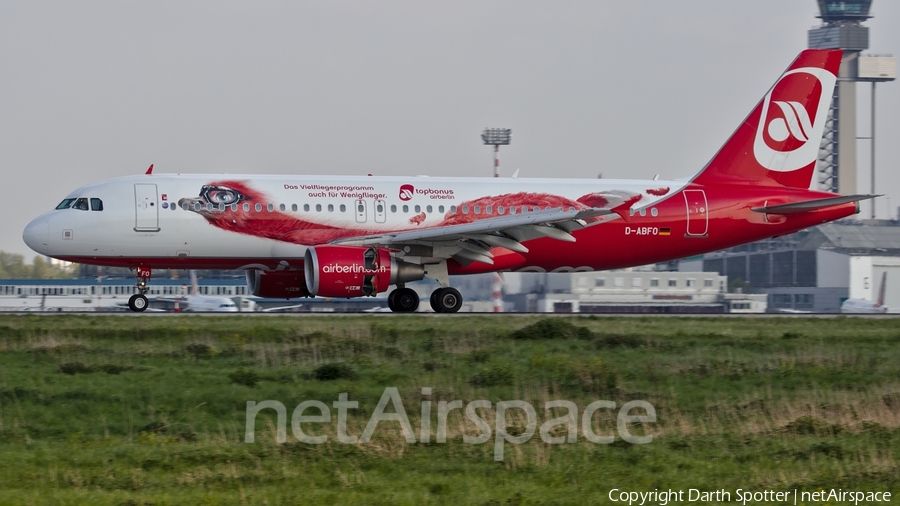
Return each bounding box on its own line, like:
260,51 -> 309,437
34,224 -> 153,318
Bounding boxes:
128,294 -> 149,312
430,290 -> 440,310
391,287 -> 419,313
430,287 -> 463,313
387,289 -> 398,312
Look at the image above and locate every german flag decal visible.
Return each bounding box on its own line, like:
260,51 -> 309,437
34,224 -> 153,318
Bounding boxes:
659,228 -> 671,236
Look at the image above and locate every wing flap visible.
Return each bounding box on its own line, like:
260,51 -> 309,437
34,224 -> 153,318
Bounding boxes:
334,207 -> 611,247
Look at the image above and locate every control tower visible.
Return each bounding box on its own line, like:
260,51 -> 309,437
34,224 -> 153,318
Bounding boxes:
808,0 -> 871,195
808,0 -> 896,200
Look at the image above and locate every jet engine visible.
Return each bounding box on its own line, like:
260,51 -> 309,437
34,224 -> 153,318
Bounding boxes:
245,270 -> 309,298
304,245 -> 424,298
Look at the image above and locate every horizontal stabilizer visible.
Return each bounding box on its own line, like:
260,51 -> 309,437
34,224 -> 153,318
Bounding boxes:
751,194 -> 878,215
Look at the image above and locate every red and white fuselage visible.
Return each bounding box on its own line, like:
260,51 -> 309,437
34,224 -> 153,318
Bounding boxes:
22,174 -> 855,272
22,50 -> 872,312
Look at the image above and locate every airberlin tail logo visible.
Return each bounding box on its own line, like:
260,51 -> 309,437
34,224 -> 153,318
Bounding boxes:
399,184 -> 414,201
768,101 -> 813,143
753,67 -> 836,173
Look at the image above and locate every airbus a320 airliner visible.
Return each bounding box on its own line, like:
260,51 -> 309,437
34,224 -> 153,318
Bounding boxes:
23,50 -> 875,312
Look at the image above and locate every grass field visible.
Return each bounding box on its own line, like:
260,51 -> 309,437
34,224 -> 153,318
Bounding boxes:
0,314 -> 899,505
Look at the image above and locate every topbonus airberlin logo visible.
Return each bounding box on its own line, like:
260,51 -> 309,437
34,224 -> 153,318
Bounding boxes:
399,184 -> 414,201
753,67 -> 836,173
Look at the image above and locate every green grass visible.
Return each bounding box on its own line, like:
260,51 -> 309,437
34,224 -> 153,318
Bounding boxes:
1,315 -> 899,504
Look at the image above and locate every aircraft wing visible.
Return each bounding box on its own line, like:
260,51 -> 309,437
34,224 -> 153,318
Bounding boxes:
331,207 -> 613,265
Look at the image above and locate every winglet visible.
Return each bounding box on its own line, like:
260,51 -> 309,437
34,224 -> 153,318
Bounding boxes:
145,164 -> 154,175
876,271 -> 887,307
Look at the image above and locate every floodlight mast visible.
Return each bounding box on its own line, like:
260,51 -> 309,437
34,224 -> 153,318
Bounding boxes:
481,128 -> 511,178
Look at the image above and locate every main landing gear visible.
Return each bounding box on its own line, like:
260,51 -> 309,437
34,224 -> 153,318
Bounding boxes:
387,286 -> 419,313
128,266 -> 151,313
430,287 -> 462,313
386,285 -> 463,313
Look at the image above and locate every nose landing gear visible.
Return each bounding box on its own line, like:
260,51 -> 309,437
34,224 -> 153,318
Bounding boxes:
128,293 -> 149,312
128,266 -> 151,312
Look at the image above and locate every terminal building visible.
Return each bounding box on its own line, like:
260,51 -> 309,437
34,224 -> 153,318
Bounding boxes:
678,221 -> 900,312
500,271 -> 766,314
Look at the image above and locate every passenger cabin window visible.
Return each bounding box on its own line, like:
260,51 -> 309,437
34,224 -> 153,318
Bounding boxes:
292,204 -> 298,212
341,204 -> 347,212
391,204 -> 397,213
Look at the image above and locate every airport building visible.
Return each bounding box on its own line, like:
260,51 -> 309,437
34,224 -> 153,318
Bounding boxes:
678,221 -> 900,312
500,271 -> 766,314
0,278 -> 386,312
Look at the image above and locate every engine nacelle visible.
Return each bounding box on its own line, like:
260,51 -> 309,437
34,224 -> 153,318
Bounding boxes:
304,245 -> 424,298
245,270 -> 309,298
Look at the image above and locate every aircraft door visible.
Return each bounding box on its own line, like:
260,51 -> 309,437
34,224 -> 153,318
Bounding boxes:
134,184 -> 160,232
374,199 -> 386,223
683,189 -> 708,237
355,199 -> 367,223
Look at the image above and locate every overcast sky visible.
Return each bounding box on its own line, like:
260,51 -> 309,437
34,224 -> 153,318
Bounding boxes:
2,1 -> 899,259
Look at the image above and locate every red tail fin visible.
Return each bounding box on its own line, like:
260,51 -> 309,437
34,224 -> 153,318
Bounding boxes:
692,50 -> 842,189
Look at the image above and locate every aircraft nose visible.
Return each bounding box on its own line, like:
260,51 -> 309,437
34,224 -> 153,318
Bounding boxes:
23,217 -> 50,255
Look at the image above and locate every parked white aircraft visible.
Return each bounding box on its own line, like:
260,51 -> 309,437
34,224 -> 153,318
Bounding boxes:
158,271 -> 239,312
841,272 -> 889,314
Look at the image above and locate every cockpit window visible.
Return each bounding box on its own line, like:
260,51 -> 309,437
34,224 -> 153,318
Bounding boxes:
56,198 -> 76,210
90,198 -> 103,211
72,198 -> 89,211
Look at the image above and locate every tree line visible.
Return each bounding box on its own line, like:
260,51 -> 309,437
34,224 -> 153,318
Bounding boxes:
1,250 -> 245,280
0,251 -> 75,279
